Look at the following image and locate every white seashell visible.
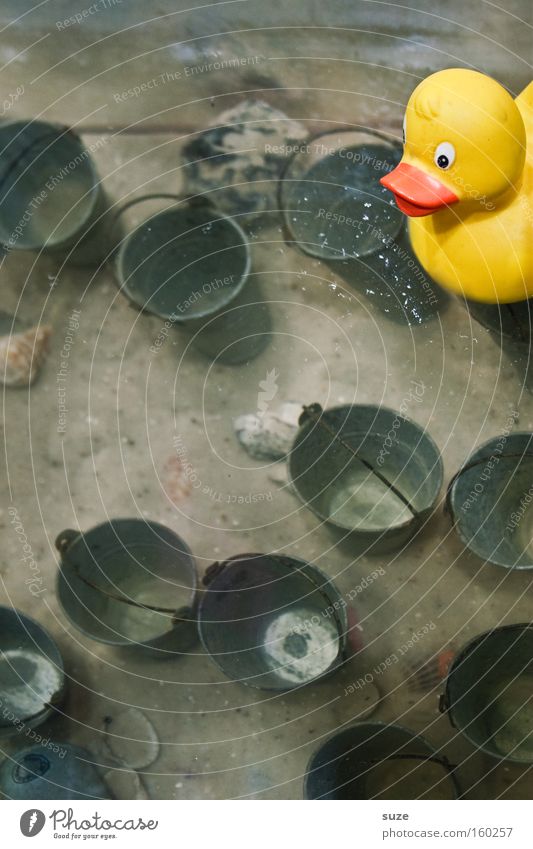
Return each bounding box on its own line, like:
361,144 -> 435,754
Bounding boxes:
104,769 -> 150,800
103,707 -> 160,770
234,401 -> 302,460
0,325 -> 52,387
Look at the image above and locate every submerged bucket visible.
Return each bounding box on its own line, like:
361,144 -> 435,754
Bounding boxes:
198,553 -> 348,690
447,432 -> 533,569
279,130 -> 403,260
112,195 -> 270,364
278,130 -> 443,325
56,519 -> 198,656
441,624 -> 533,763
0,607 -> 65,738
0,743 -> 111,800
0,119 -> 109,264
289,404 -> 443,553
304,722 -> 459,799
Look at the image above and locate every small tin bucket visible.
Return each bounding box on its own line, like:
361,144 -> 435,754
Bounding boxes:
440,624 -> 533,762
447,432 -> 533,569
56,519 -> 198,656
279,129 -> 403,260
111,195 -> 270,364
0,743 -> 111,800
0,606 -> 65,738
304,722 -> 459,799
198,553 -> 348,691
289,404 -> 443,553
278,130 -> 442,325
0,119 -> 109,264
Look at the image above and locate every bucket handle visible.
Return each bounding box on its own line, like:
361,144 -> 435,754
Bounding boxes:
438,691 -> 457,728
361,751 -> 460,793
55,528 -> 80,554
362,752 -> 456,770
105,192 -> 215,260
56,527 -> 196,626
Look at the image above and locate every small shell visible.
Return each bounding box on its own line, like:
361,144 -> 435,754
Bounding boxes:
234,401 -> 302,460
103,708 -> 160,770
104,769 -> 150,800
162,454 -> 193,505
0,325 -> 52,387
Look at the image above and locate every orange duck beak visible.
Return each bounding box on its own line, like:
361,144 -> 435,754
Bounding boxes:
380,162 -> 459,217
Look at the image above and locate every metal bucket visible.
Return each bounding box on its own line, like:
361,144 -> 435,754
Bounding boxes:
304,722 -> 459,799
112,195 -> 270,364
0,606 -> 65,738
288,404 -> 443,553
0,743 -> 111,800
56,519 -> 198,656
0,119 -> 109,264
447,432 -> 533,569
441,624 -> 533,763
278,130 -> 444,325
198,552 -> 348,691
279,130 -> 403,260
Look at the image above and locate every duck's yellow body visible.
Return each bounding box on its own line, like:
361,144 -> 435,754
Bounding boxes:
381,69 -> 533,304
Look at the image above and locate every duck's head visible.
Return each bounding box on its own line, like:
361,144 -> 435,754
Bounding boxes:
380,68 -> 526,217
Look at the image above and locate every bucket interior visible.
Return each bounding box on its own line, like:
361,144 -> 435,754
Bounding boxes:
0,122 -> 97,250
447,626 -> 533,762
450,434 -> 533,568
305,723 -> 456,799
199,555 -> 345,690
57,520 -> 196,646
289,405 -> 442,534
0,607 -> 63,732
118,205 -> 248,320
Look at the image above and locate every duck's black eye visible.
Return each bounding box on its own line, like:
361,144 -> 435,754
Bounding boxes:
433,141 -> 455,170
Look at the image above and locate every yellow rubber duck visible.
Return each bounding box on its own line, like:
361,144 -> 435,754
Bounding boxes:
380,68 -> 533,303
